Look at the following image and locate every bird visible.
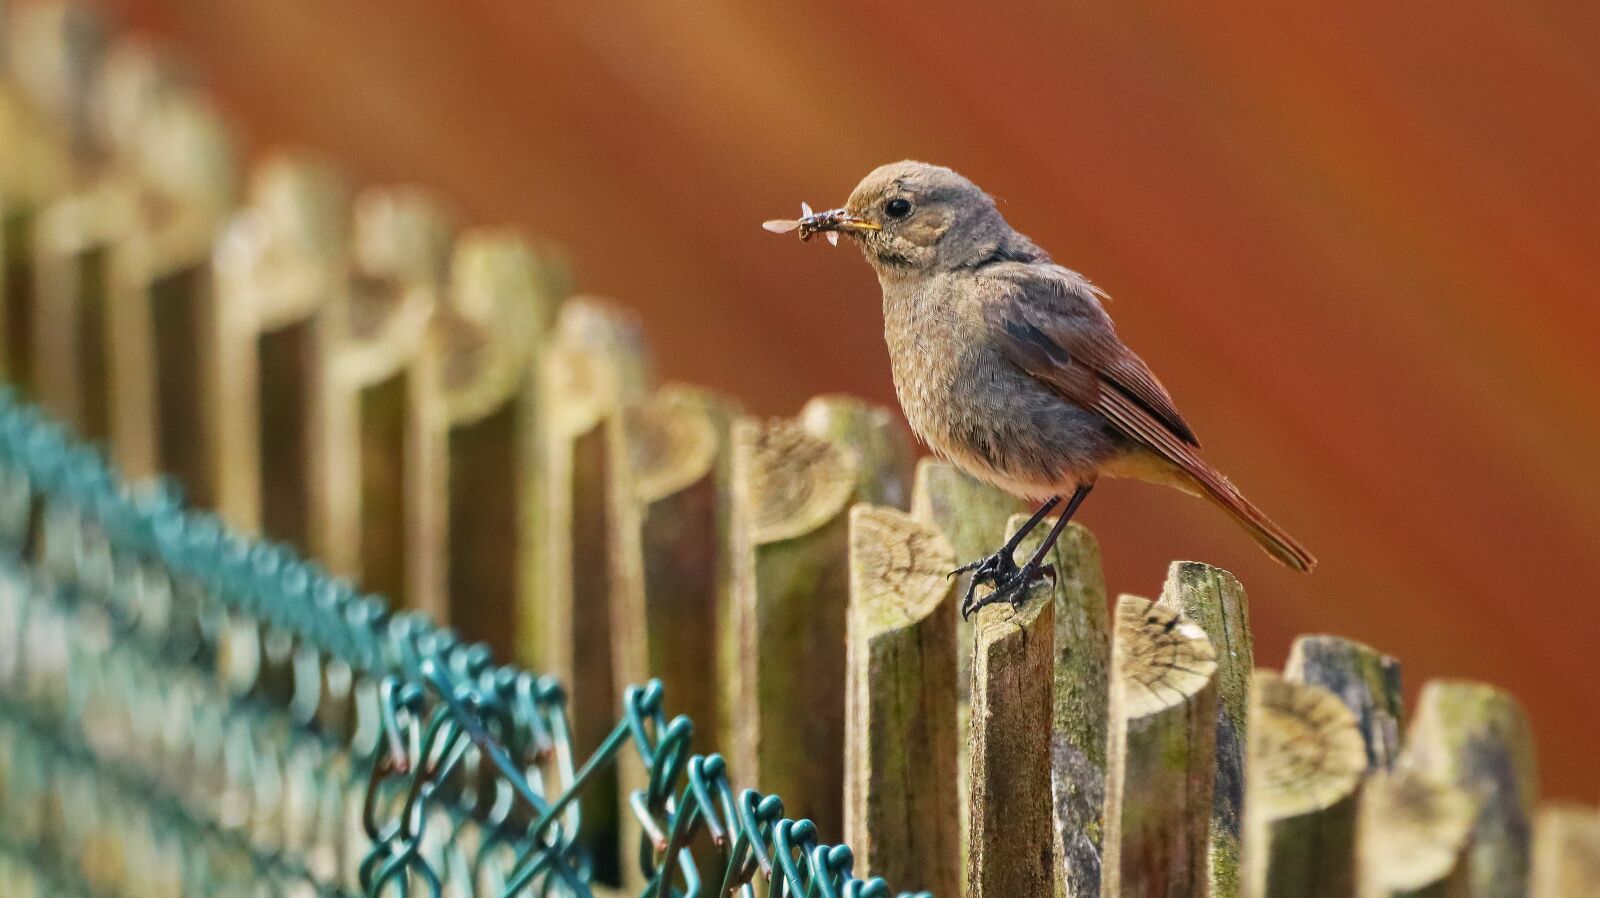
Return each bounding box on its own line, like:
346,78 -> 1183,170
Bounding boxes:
768,161 -> 1315,617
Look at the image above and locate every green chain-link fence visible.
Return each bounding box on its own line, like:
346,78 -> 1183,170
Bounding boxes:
0,388 -> 927,898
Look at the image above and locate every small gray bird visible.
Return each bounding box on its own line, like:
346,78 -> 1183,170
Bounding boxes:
768,161 -> 1315,616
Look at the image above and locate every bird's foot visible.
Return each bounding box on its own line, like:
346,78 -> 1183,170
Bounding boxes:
952,549 -> 1019,619
963,560 -> 1056,618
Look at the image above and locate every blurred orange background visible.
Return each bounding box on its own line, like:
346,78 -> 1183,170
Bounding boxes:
97,1 -> 1598,798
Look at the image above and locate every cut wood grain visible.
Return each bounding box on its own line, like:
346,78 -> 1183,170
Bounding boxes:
1102,593 -> 1218,898
1286,635 -> 1403,770
1244,670 -> 1367,898
1356,767 -> 1474,898
798,393 -> 915,510
843,504 -> 959,896
728,416 -> 856,837
1404,680 -> 1538,898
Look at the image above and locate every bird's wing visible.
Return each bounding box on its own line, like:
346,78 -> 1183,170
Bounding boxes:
982,265 -> 1201,455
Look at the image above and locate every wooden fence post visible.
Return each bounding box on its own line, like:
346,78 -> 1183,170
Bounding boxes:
607,384 -> 737,890
967,516 -> 1055,898
407,231 -> 557,643
1243,670 -> 1367,898
843,504 -> 959,895
1530,804 -> 1600,898
798,394 -> 915,509
101,87 -> 236,500
1159,561 -> 1252,897
1050,522 -> 1110,898
1285,635 -> 1403,770
1403,680 -> 1538,898
211,154 -> 346,549
313,187 -> 449,603
1356,768 -> 1475,898
537,297 -> 650,881
1102,594 -> 1218,898
609,385 -> 736,742
0,6 -> 80,392
728,417 -> 856,837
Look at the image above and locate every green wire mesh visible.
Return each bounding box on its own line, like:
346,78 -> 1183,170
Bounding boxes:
0,389 -> 931,898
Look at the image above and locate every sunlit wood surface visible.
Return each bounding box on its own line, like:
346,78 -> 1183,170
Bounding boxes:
97,0 -> 1599,798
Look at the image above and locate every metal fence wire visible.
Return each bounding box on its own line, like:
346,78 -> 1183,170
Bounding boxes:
0,389 -> 926,898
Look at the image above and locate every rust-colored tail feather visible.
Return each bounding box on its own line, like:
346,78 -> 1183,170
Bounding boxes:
1183,461 -> 1316,572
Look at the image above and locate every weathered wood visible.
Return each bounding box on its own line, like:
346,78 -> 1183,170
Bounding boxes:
1050,521 -> 1111,898
211,154 -> 346,548
729,416 -> 856,837
1529,803 -> 1600,898
1243,670 -> 1367,898
101,86 -> 236,500
843,504 -> 959,896
536,297 -> 650,881
967,531 -> 1055,898
1356,768 -> 1475,898
1403,680 -> 1538,898
1286,635 -> 1403,770
1159,560 -> 1252,897
407,231 -> 556,639
609,385 -> 736,744
1102,593 -> 1219,898
313,187 -> 450,603
909,458 -> 1024,695
0,48 -> 76,391
798,393 -> 915,509
7,0 -> 106,159
607,384 -> 737,891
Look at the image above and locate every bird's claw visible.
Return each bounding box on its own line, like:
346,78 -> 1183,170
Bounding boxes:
960,560 -> 1055,620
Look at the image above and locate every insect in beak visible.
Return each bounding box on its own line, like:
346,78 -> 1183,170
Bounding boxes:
763,202 -> 880,246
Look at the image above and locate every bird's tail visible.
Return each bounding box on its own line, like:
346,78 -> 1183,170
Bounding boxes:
1181,461 -> 1317,573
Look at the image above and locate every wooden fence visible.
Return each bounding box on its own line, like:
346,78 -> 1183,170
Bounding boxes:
1,3 -> 1597,895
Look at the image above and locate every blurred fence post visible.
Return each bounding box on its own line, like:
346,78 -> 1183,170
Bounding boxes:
1356,767 -> 1475,898
211,154 -> 346,548
1243,670 -> 1367,898
728,416 -> 856,837
1285,635 -> 1403,770
406,231 -> 556,641
313,187 -> 449,603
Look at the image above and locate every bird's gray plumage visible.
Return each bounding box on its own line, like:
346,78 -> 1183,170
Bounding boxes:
824,160 -> 1315,572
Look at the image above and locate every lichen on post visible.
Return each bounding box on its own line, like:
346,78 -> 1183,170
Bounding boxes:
966,543 -> 1054,898
1047,521 -> 1109,898
1403,680 -> 1538,898
1286,634 -> 1403,770
728,416 -> 856,837
843,504 -> 959,896
1159,560 -> 1251,897
1243,670 -> 1367,898
1102,593 -> 1218,898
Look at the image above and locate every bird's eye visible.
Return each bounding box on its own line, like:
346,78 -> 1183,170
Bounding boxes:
884,198 -> 912,219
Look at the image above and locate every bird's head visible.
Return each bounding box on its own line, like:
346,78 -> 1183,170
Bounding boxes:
802,161 -> 1026,274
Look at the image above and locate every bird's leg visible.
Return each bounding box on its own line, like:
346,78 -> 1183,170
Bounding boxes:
953,495 -> 1062,618
966,483 -> 1094,617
